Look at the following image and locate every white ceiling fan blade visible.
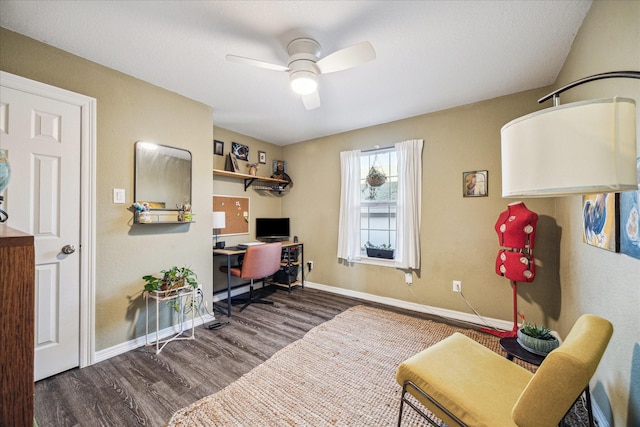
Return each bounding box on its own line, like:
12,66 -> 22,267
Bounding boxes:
302,91 -> 320,110
316,41 -> 376,74
225,54 -> 289,72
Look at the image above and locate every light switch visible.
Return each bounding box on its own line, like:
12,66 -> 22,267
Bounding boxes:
113,188 -> 125,204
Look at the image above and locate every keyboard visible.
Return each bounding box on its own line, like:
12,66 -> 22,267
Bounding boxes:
237,242 -> 266,249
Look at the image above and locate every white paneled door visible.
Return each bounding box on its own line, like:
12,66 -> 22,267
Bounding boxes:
0,84 -> 81,381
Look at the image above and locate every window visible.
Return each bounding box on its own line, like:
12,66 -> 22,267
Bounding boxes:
360,148 -> 397,257
338,139 -> 423,269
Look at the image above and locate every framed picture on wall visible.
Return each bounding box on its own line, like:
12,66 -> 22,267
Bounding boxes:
463,170 -> 488,197
258,150 -> 267,164
232,142 -> 249,161
225,152 -> 240,172
619,157 -> 640,259
273,160 -> 286,174
582,193 -> 620,252
214,140 -> 224,156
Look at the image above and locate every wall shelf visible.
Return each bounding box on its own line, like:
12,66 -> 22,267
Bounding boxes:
133,209 -> 195,224
213,169 -> 289,191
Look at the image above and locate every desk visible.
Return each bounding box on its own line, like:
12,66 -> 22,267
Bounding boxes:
213,241 -> 304,317
500,337 -> 594,427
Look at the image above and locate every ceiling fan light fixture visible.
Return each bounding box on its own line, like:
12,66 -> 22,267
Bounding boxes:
290,71 -> 318,95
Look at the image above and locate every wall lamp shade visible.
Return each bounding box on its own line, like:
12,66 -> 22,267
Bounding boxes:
212,211 -> 226,229
501,97 -> 637,197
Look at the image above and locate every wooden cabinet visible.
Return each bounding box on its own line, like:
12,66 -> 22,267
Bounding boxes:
0,226 -> 35,427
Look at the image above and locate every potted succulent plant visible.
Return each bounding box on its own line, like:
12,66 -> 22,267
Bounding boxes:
143,266 -> 198,311
365,242 -> 394,259
517,322 -> 559,355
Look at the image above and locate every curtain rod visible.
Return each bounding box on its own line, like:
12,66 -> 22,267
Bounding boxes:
362,145 -> 394,153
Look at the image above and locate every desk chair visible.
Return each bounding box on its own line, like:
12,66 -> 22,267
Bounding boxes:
396,314 -> 613,427
220,242 -> 282,312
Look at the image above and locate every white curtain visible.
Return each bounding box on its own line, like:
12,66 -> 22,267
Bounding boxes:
394,139 -> 423,269
337,149 -> 362,261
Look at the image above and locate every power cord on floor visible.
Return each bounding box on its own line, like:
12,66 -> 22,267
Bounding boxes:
195,288 -> 230,330
458,291 -> 501,330
406,284 -> 504,331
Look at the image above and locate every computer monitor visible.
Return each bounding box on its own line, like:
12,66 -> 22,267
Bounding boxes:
255,218 -> 290,241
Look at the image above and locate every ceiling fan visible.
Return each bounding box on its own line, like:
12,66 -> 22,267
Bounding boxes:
226,37 -> 376,110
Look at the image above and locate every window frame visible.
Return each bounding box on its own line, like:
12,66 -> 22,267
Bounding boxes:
359,147 -> 397,263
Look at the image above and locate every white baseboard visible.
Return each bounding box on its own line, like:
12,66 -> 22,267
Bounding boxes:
94,313 -> 216,363
304,281 -> 514,331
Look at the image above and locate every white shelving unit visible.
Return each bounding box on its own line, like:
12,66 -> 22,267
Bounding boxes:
145,286 -> 196,354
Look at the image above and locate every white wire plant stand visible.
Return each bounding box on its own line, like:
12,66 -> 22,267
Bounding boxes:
145,285 -> 196,354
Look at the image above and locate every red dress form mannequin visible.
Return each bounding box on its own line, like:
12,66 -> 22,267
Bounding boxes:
483,202 -> 538,338
494,201 -> 538,282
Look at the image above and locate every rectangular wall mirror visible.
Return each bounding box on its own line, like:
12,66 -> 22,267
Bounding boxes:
134,141 -> 192,209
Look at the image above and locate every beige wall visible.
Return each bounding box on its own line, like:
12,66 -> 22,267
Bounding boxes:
211,126 -> 283,292
281,89 -> 560,324
550,1 -> 640,425
0,28 -> 214,351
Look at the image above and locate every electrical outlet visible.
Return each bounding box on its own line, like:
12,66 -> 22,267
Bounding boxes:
308,260 -> 313,271
405,273 -> 413,285
452,280 -> 462,293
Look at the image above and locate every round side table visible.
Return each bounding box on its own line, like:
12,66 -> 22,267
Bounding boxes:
499,337 -> 594,427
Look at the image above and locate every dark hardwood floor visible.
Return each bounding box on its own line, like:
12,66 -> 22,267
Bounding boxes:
34,287 -> 432,426
33,287 -> 590,426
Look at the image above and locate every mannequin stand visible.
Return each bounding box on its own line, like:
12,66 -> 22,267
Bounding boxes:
481,280 -> 519,338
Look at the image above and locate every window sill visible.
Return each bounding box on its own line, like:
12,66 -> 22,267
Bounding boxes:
355,257 -> 396,268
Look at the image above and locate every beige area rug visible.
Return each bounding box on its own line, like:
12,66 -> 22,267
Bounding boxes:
168,305 -> 588,426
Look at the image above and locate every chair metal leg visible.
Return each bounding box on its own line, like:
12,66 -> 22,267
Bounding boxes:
585,386 -> 594,427
559,385 -> 593,427
397,382 -> 407,427
398,381 -> 463,427
235,279 -> 274,312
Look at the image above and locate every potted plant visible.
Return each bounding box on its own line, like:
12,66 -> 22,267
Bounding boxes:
362,165 -> 388,200
143,266 -> 199,311
517,322 -> 559,355
246,162 -> 259,176
366,166 -> 387,187
365,242 -> 394,259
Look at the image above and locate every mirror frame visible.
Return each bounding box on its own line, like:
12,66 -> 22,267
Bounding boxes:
134,141 -> 192,210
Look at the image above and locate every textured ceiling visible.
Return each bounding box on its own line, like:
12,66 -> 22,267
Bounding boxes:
0,1 -> 592,145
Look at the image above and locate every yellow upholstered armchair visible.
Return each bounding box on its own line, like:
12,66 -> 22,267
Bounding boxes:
396,314 -> 613,427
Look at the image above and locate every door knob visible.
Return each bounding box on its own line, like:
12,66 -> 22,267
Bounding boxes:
62,244 -> 76,254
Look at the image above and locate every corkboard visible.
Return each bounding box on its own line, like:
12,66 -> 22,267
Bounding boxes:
212,195 -> 250,236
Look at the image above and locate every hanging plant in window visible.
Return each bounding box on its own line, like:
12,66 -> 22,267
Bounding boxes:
366,166 -> 386,187
363,155 -> 387,200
